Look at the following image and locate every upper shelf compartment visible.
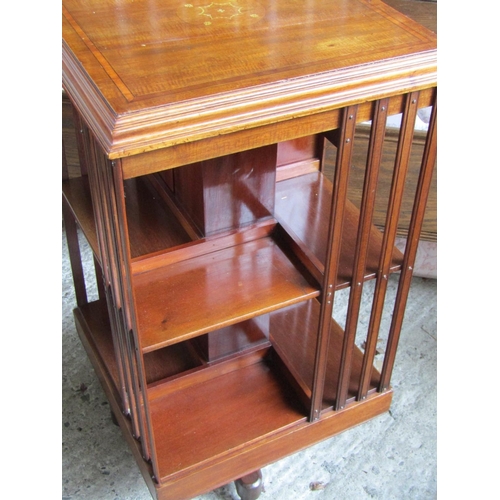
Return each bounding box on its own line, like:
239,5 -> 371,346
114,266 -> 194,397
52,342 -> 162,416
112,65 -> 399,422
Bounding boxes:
62,175 -> 193,261
63,176 -> 100,259
133,235 -> 320,353
275,171 -> 404,289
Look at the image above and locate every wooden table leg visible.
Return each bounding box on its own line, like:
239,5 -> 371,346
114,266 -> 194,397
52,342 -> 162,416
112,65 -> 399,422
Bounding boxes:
235,470 -> 263,500
110,410 -> 119,427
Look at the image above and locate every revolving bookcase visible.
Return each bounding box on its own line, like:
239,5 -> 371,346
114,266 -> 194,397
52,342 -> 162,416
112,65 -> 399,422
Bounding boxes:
62,1 -> 437,499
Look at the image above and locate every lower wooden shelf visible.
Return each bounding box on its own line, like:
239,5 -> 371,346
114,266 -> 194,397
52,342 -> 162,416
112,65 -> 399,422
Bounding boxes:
76,300 -> 203,387
149,348 -> 307,482
73,297 -> 392,500
270,300 -> 381,408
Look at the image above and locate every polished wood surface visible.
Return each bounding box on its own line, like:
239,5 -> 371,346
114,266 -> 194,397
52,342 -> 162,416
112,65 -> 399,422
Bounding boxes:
63,0 -> 436,104
133,235 -> 319,352
172,145 -> 277,236
118,89 -> 436,177
75,299 -> 393,500
192,318 -> 270,363
275,171 -> 404,284
63,1 -> 437,498
63,0 -> 436,157
150,350 -> 306,481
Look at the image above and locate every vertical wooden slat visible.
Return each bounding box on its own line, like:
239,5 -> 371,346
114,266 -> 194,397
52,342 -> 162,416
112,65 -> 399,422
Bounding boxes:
112,160 -> 159,478
93,152 -> 123,310
100,159 -> 133,328
85,141 -> 132,416
71,103 -> 88,177
359,91 -> 420,397
96,160 -> 142,442
62,139 -> 69,181
85,132 -> 134,424
379,94 -> 437,391
93,255 -> 106,301
62,200 -> 88,307
94,147 -> 149,456
335,98 -> 389,408
309,105 -> 357,421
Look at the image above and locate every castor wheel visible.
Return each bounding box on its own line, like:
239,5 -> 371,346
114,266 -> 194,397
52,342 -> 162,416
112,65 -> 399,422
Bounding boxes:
235,470 -> 263,500
110,409 -> 119,426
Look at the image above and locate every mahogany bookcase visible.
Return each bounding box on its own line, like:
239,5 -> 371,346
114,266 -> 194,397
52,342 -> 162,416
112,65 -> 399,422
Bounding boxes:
62,1 -> 437,499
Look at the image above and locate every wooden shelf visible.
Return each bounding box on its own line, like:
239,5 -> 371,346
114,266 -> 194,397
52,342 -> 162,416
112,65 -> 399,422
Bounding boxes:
62,175 -> 193,261
270,300 -> 380,408
76,294 -> 379,422
63,176 -> 100,259
275,171 -> 404,288
124,176 -> 193,258
149,348 -> 307,482
76,300 -> 121,388
73,295 -> 394,499
133,235 -> 320,353
76,300 -> 204,387
143,301 -> 380,483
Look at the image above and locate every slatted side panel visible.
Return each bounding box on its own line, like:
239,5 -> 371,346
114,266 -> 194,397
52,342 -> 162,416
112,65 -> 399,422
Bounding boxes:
354,91 -> 420,401
64,97 -> 160,477
62,102 -> 130,408
310,106 -> 358,421
316,90 -> 436,413
92,140 -> 158,464
378,96 -> 437,392
335,98 -> 389,410
111,159 -> 162,480
82,128 -> 130,420
62,98 -> 88,307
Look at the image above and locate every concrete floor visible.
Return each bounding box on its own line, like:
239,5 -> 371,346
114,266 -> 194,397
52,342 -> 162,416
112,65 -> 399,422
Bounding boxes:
62,227 -> 437,500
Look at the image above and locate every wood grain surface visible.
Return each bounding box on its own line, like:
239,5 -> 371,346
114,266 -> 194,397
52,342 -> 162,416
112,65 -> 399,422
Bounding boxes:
63,0 -> 437,157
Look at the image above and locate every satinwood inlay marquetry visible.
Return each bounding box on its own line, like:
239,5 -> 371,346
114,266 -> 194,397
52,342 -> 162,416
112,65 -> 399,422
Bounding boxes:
179,1 -> 264,26
62,0 -> 437,158
63,0 -> 436,106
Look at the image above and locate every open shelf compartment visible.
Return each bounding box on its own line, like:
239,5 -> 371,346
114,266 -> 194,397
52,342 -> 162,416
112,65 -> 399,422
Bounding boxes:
62,174 -> 195,262
73,292 -> 391,490
132,233 -> 320,353
62,176 -> 100,259
148,346 -> 307,483
75,299 -> 205,387
275,170 -> 404,289
269,300 -> 381,409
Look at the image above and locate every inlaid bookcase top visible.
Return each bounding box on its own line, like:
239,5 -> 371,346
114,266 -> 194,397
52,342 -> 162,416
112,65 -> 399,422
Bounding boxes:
62,0 -> 437,498
63,0 -> 436,158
